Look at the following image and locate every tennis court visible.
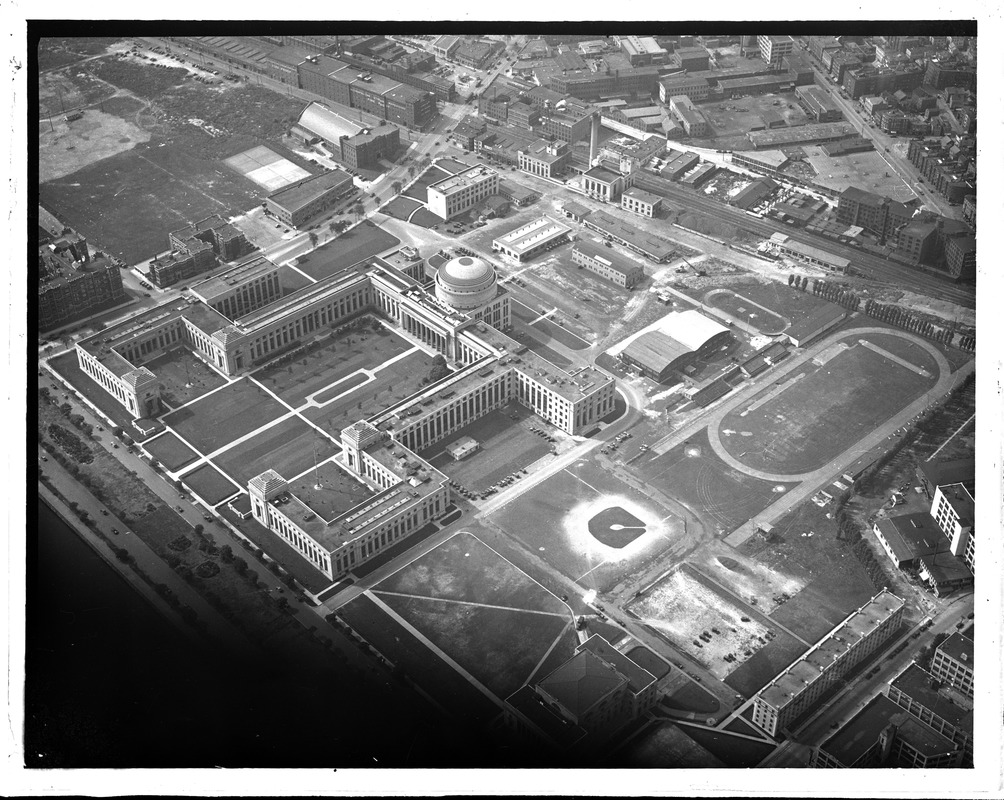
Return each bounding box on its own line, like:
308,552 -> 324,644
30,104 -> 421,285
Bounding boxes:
225,145 -> 310,192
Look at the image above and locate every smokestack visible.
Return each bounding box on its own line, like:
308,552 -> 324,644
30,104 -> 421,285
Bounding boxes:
589,112 -> 601,165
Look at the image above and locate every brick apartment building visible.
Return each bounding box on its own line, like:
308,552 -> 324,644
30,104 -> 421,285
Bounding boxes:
38,233 -> 125,330
837,186 -> 914,242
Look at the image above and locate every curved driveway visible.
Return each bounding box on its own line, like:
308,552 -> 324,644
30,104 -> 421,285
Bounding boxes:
706,327 -> 952,484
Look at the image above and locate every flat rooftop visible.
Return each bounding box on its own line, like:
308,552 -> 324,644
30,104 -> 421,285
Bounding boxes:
267,169 -> 354,213
759,590 -> 904,712
429,165 -> 498,196
285,460 -> 374,534
622,187 -> 661,205
890,662 -> 974,732
583,209 -> 677,261
748,122 -> 856,148
936,631 -> 974,666
191,254 -> 279,303
572,239 -> 641,277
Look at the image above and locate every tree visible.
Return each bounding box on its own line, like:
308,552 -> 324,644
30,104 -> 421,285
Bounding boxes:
220,544 -> 234,563
233,556 -> 248,575
392,180 -> 403,195
194,524 -> 204,537
308,231 -> 319,248
407,164 -> 416,179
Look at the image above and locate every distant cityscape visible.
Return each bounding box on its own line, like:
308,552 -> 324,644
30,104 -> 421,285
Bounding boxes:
35,28 -> 978,770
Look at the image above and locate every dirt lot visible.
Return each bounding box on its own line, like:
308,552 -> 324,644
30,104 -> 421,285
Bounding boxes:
38,37 -> 122,72
628,567 -> 772,679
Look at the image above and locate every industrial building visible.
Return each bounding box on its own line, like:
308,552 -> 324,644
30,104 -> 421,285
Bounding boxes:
837,186 -> 914,242
518,139 -> 571,179
265,168 -> 356,228
619,311 -> 731,382
930,631 -> 974,700
886,662 -> 973,763
769,233 -> 851,273
491,216 -> 572,264
669,95 -> 710,137
811,694 -> 962,768
297,55 -> 437,129
570,239 -> 646,288
618,36 -> 669,66
782,303 -> 848,347
758,34 -> 794,67
731,149 -> 789,177
752,590 -> 906,738
747,122 -> 855,149
427,164 -> 500,220
659,75 -> 711,103
620,187 -> 662,218
795,85 -> 844,122
729,177 -> 779,210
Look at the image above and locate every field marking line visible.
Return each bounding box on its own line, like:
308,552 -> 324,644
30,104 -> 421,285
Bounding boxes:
858,338 -> 931,377
466,532 -> 572,614
525,621 -> 573,685
370,590 -> 568,618
574,559 -> 610,583
133,152 -> 231,213
365,591 -> 507,711
282,261 -> 317,283
563,467 -> 603,497
926,411 -> 975,462
305,370 -> 375,408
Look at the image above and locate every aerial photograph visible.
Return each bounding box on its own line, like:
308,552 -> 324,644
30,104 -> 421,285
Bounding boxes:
25,17 -> 996,791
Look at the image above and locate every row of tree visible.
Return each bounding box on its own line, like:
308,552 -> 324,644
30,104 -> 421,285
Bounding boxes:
810,279 -> 862,311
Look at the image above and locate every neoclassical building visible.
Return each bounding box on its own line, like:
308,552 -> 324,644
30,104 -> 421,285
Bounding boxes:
75,245 -> 615,581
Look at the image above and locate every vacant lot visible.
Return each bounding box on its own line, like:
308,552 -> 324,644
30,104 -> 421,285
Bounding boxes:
420,407 -> 551,492
181,463 -> 240,505
164,378 -> 286,455
298,222 -> 401,281
40,106 -> 149,183
628,567 -> 771,679
720,333 -> 939,474
40,143 -> 261,263
213,416 -> 339,487
146,347 -> 227,409
144,431 -> 200,472
255,323 -> 412,407
303,350 -> 439,435
38,37 -> 121,71
638,429 -> 794,535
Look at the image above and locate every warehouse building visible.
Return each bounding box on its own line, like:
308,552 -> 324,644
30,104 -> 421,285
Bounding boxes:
730,177 -> 779,210
769,232 -> 851,274
747,122 -> 855,149
620,187 -> 662,218
492,216 -> 572,264
731,149 -> 789,177
795,85 -> 844,122
669,95 -> 710,137
265,168 -> 356,228
619,310 -> 730,382
659,75 -> 711,103
570,239 -> 645,288
886,662 -> 973,763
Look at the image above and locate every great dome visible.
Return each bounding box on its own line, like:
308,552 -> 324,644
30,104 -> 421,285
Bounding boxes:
435,255 -> 498,311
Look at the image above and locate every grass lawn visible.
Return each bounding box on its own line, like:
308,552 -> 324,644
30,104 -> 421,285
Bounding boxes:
617,722 -> 724,767
722,630 -> 808,698
213,416 -> 338,486
144,431 -> 200,471
338,593 -> 501,725
639,428 -> 794,535
408,208 -> 443,228
163,378 -> 286,455
663,680 -> 721,713
298,221 -> 400,281
303,350 -> 439,435
675,723 -> 775,767
145,348 -> 227,409
525,624 -> 578,683
48,350 -> 156,440
403,165 -> 450,201
419,407 -> 551,492
489,461 -> 681,591
313,374 -> 369,404
720,333 -> 939,474
217,504 -> 332,593
351,522 -> 440,579
277,264 -> 314,295
255,324 -> 412,407
376,592 -> 568,699
383,196 -> 423,222
376,532 -> 567,613
181,463 -> 240,505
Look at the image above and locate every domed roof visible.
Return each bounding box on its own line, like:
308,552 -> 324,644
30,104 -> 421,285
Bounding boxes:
439,256 -> 495,288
